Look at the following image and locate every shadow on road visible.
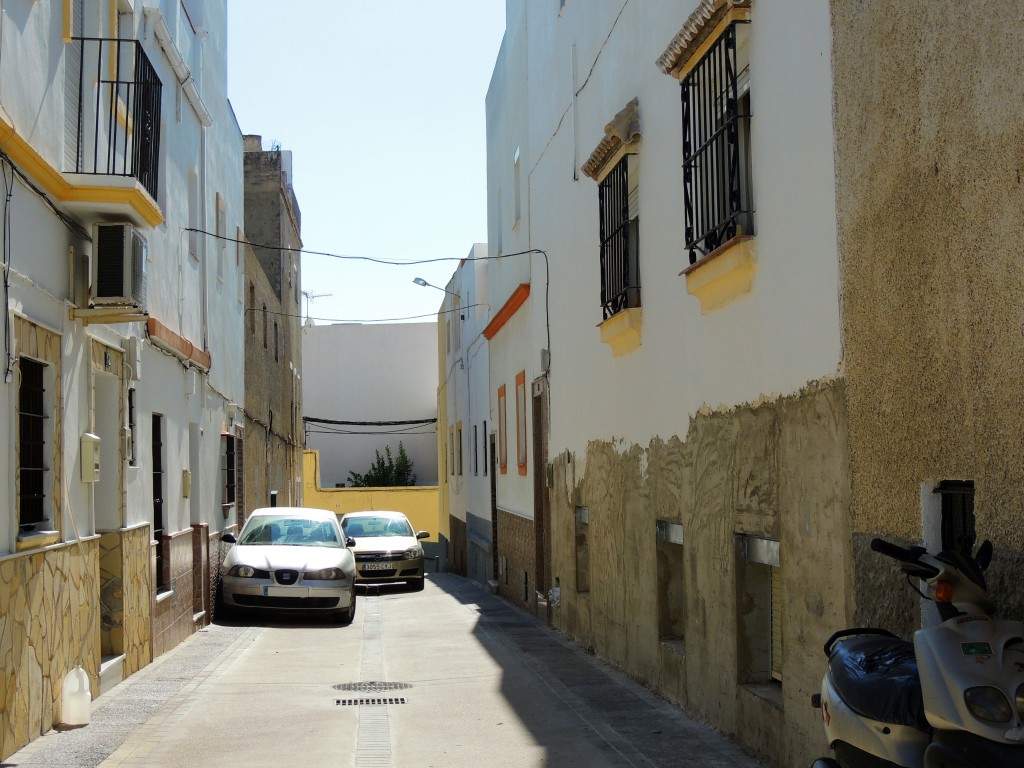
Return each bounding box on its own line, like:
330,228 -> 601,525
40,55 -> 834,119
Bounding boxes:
427,572 -> 762,768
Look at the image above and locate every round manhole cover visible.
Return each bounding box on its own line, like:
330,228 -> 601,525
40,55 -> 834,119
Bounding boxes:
333,681 -> 412,692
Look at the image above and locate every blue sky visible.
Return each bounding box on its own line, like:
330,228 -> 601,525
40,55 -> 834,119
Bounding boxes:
226,1 -> 506,324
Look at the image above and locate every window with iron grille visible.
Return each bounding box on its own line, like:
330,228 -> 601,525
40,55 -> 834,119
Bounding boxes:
935,480 -> 976,558
222,434 -> 236,505
18,358 -> 47,529
152,413 -> 167,591
598,154 -> 640,320
127,387 -> 138,466
681,21 -> 753,265
456,422 -> 463,476
473,424 -> 479,476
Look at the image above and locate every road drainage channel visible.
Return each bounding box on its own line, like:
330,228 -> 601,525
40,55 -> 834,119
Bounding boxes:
349,595 -> 403,767
335,681 -> 412,707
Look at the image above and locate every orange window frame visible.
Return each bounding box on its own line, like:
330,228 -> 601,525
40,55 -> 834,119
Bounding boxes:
515,371 -> 527,475
497,385 -> 508,474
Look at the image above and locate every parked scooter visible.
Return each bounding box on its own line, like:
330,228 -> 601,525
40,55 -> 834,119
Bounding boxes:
810,537 -> 1024,767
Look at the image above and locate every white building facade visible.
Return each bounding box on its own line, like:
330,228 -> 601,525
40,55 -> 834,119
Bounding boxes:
0,1 -> 244,758
437,245 -> 494,585
486,1 -> 845,764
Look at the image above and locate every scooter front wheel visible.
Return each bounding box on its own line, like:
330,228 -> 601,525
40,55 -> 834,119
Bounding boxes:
810,760 -> 841,768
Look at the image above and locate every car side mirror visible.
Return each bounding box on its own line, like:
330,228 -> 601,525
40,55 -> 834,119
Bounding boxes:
346,537 -> 357,547
416,531 -> 429,540
220,532 -> 237,544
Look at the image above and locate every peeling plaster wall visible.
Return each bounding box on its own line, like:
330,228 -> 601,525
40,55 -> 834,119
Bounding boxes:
831,1 -> 1024,631
550,381 -> 851,766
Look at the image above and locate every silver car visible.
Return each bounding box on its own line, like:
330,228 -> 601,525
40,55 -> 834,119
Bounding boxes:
218,507 -> 357,622
340,511 -> 429,591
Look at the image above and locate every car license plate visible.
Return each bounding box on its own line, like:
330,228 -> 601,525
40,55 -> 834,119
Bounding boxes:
363,562 -> 391,571
263,586 -> 307,597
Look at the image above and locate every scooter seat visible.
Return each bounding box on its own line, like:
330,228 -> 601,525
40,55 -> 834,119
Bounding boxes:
828,635 -> 929,732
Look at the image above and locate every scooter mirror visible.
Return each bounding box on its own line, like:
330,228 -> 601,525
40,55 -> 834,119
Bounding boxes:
975,539 -> 993,571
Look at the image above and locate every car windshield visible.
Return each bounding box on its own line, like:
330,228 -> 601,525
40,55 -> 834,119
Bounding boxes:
342,516 -> 413,538
238,516 -> 341,547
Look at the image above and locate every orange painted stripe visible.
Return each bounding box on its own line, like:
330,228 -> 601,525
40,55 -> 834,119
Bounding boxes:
483,283 -> 531,340
147,317 -> 212,370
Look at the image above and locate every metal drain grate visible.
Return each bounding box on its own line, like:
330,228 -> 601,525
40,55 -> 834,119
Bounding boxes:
334,682 -> 412,693
336,697 -> 407,706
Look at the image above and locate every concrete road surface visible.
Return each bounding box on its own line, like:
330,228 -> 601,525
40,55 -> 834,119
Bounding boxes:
6,574 -> 764,768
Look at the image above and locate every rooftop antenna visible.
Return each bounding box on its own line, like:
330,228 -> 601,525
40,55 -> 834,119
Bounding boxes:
301,290 -> 331,324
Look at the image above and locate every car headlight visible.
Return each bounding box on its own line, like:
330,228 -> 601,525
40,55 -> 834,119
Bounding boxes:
227,565 -> 269,578
403,544 -> 423,560
305,567 -> 345,581
965,686 -> 1014,723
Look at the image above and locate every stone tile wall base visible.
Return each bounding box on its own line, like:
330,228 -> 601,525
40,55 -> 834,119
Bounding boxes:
0,541 -> 100,762
449,516 -> 467,576
496,509 -> 536,611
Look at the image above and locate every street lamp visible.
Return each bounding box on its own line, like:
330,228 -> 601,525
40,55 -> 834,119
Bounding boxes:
413,277 -> 459,298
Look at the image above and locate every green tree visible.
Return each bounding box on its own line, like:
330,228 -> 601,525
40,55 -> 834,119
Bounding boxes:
347,442 -> 417,487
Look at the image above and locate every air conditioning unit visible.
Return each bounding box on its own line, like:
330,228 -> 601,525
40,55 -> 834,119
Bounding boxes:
92,223 -> 147,308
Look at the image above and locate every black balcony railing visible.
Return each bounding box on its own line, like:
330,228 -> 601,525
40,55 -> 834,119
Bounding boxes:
681,22 -> 752,265
68,38 -> 162,201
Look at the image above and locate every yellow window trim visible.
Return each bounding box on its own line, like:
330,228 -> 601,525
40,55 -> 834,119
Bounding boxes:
16,530 -> 61,552
0,118 -> 162,227
683,236 -> 756,314
63,0 -> 74,41
599,307 -> 643,357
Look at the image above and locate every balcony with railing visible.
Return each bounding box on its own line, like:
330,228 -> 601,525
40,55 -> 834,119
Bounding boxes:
63,37 -> 162,225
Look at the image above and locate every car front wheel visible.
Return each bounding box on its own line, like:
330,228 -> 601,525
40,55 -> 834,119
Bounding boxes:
409,578 -> 425,592
339,590 -> 357,624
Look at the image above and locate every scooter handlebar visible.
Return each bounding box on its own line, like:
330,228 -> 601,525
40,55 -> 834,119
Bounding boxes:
870,537 -> 924,563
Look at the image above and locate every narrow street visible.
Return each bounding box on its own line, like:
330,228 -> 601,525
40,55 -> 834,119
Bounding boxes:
6,575 -> 763,768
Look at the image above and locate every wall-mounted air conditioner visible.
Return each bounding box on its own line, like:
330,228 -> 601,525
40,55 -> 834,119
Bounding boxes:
91,223 -> 148,308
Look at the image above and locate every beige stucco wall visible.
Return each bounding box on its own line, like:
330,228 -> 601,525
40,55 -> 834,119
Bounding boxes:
831,1 -> 1024,632
303,451 -> 440,541
0,541 -> 100,761
244,243 -> 303,514
550,381 -> 852,766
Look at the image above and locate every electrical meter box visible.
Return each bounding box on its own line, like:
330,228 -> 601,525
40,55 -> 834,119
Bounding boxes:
81,433 -> 101,483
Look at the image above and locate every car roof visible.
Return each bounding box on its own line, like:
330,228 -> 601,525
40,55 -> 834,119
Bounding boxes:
340,510 -> 408,519
249,507 -> 338,523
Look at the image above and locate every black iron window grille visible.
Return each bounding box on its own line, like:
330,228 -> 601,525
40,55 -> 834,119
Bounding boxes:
598,155 -> 640,320
152,414 -> 167,590
935,480 -> 976,558
18,358 -> 47,529
128,387 -> 137,466
223,434 -> 236,505
68,37 -> 162,201
681,21 -> 752,265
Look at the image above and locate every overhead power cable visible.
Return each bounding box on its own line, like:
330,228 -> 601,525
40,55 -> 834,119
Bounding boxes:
303,417 -> 437,427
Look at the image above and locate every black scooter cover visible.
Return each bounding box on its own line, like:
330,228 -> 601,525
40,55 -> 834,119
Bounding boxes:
829,635 -> 929,732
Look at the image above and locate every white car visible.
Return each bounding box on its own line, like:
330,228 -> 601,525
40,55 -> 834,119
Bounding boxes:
218,507 -> 357,623
340,510 -> 429,591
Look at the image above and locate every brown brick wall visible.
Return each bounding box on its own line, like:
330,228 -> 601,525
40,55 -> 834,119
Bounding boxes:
152,531 -> 195,658
496,508 -> 536,611
449,515 -> 467,576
